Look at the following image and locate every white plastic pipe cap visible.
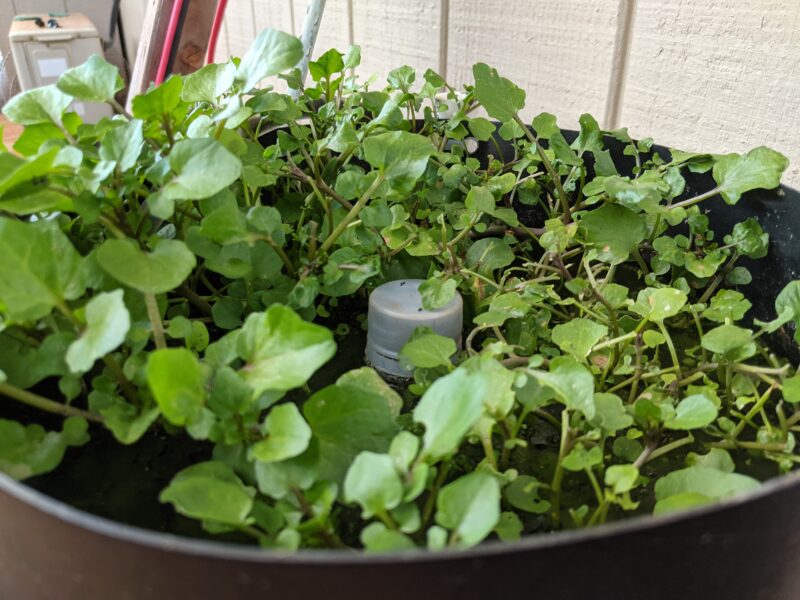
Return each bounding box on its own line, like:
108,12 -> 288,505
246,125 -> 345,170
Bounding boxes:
365,279 -> 463,378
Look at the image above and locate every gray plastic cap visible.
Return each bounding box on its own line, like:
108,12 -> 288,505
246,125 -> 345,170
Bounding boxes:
365,279 -> 463,378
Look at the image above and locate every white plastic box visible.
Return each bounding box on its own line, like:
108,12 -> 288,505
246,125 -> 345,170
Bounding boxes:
9,12 -> 112,123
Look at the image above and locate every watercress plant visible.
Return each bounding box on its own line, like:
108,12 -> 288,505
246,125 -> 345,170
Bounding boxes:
0,28 -> 798,552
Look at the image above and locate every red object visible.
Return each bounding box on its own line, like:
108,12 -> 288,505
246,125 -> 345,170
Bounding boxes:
206,0 -> 228,64
154,0 -> 185,84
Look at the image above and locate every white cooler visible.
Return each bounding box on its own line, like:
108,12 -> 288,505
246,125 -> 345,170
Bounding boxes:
9,12 -> 113,123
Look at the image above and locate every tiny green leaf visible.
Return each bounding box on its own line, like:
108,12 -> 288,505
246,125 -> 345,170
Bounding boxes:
147,348 -> 206,426
344,451 -> 403,517
551,318 -> 607,361
435,471 -> 501,547
399,330 -> 457,369
250,403 -> 311,463
631,287 -> 687,322
97,239 -> 196,294
665,394 -> 718,430
66,290 -> 130,374
159,461 -> 255,526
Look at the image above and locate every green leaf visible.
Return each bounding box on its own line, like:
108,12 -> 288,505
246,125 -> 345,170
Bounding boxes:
531,112 -> 559,139
730,218 -> 769,259
419,277 -> 458,311
783,374 -> 800,403
99,119 -> 144,172
399,330 -> 457,369
236,29 -> 304,91
580,204 -> 647,264
604,175 -> 664,213
57,54 -> 123,102
527,356 -> 596,419
605,464 -> 639,494
88,391 -> 159,445
712,146 -> 789,204
687,448 -> 735,472
435,472 -> 501,547
701,325 -> 756,360
2,85 -> 72,125
344,451 -> 403,517
590,393 -> 634,433
704,290 -> 751,323
147,348 -> 206,425
337,367 -> 403,417
0,417 -> 88,480
414,368 -> 489,461
465,238 -> 514,275
160,138 -> 243,207
472,63 -> 525,122
181,62 -> 236,103
363,131 -> 434,196
572,113 -> 603,154
159,461 -> 255,526
97,239 -> 196,294
504,475 -> 550,514
360,522 -> 415,553
66,290 -> 130,374
551,318 -> 607,361
631,287 -> 688,322
304,384 -> 399,485
495,511 -> 523,542
249,403 -> 311,463
465,185 -> 495,214
131,76 -> 182,119
0,218 -> 85,321
255,440 -> 319,499
237,305 -> 336,396
467,117 -> 496,141
654,466 -> 759,514
309,49 -> 345,82
665,394 -> 718,430
562,443 -> 603,472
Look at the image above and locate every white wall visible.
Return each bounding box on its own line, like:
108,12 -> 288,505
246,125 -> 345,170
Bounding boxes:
11,0 -> 800,187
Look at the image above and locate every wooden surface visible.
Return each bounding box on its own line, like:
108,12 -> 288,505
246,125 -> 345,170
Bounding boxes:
126,0 -> 217,104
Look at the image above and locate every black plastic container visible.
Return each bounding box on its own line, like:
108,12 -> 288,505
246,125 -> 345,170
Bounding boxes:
1,133 -> 798,599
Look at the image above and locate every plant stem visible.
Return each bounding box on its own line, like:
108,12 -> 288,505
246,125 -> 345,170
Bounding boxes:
514,115 -> 572,222
318,173 -> 385,255
669,187 -> 721,211
549,409 -> 572,527
732,384 -> 774,439
0,382 -> 103,423
144,292 -> 167,350
657,320 -> 682,380
108,98 -> 134,120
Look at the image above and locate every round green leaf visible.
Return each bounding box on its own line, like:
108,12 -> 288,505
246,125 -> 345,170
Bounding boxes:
159,461 -> 255,526
66,290 -> 130,374
96,239 -> 196,294
665,394 -> 718,430
249,403 -> 311,463
344,451 -> 403,517
435,471 -> 500,547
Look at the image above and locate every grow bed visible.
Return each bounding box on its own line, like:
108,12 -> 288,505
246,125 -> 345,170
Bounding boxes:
0,28 -> 799,599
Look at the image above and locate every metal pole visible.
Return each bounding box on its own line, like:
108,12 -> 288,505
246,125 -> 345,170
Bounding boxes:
291,0 -> 326,99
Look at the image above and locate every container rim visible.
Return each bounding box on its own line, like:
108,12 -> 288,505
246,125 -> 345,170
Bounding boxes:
2,467 -> 799,565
